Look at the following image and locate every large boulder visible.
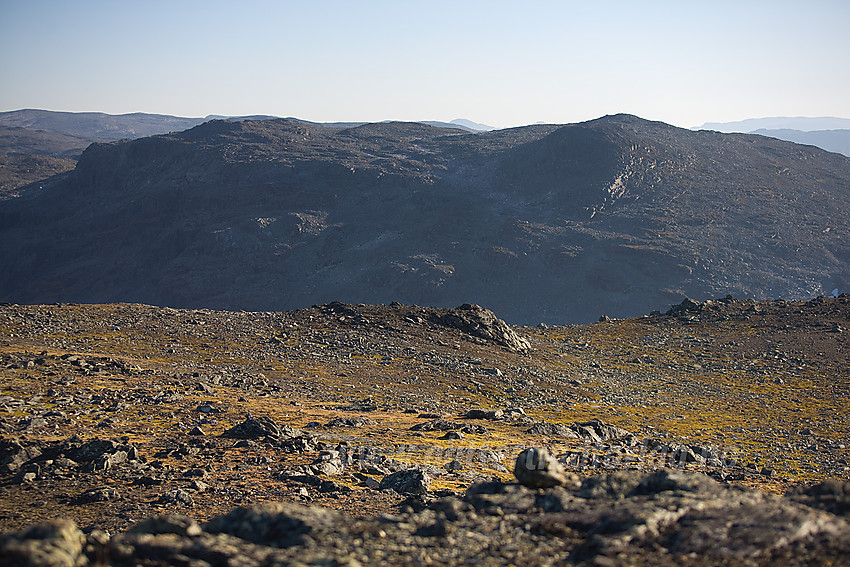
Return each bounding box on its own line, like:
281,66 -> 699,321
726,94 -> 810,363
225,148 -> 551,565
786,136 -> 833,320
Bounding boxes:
433,304 -> 530,353
514,447 -> 578,489
0,519 -> 87,567
221,416 -> 305,442
379,469 -> 432,495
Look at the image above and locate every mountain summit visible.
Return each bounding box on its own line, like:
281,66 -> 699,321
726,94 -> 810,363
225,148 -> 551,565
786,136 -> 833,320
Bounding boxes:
1,114 -> 848,323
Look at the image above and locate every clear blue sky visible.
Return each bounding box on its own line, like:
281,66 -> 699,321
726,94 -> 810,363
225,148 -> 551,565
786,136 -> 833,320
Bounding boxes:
1,0 -> 848,129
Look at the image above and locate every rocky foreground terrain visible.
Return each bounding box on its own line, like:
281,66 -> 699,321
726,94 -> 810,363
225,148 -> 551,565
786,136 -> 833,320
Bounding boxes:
0,297 -> 848,565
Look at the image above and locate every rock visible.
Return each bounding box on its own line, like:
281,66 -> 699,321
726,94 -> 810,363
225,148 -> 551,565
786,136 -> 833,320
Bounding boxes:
133,475 -> 163,486
666,297 -> 704,317
183,467 -> 208,479
353,473 -> 381,489
221,416 -> 304,442
319,480 -> 352,494
432,304 -> 531,353
569,418 -> 632,442
444,460 -> 463,472
513,447 -> 575,489
578,470 -> 645,499
440,431 -> 465,440
0,519 -> 86,567
160,489 -> 194,506
312,456 -> 346,476
280,436 -> 321,453
787,479 -> 850,516
15,462 -> 41,483
472,449 -> 507,468
127,514 -> 202,536
91,450 -> 128,472
187,426 -> 205,436
525,421 -> 580,438
379,470 -> 431,495
75,486 -> 120,504
0,439 -> 42,474
414,519 -> 447,537
462,408 -> 504,420
410,419 -> 461,432
325,416 -> 376,428
631,468 -> 720,496
204,502 -> 341,547
65,438 -> 117,462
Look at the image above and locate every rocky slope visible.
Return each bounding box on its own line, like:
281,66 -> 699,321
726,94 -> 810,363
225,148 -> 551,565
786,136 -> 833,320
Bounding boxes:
0,297 -> 848,564
0,126 -> 87,200
1,115 -> 849,323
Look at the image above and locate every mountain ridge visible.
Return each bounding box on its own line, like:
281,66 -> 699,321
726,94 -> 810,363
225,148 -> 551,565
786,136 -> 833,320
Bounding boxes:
1,114 -> 848,324
697,116 -> 850,132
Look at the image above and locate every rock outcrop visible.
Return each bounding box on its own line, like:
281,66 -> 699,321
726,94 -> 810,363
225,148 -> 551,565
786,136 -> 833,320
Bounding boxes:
433,304 -> 531,352
4,465 -> 849,566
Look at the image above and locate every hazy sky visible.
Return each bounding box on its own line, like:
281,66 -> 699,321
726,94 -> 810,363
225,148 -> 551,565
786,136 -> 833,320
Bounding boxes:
1,0 -> 848,129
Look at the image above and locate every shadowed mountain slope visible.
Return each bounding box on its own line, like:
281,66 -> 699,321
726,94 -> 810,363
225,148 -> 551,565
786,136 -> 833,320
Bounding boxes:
1,114 -> 848,323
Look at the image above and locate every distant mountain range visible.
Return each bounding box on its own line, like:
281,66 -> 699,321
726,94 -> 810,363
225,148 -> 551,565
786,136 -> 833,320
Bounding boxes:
698,117 -> 850,132
0,109 -> 493,142
0,109 -> 495,199
0,109 -> 208,141
1,114 -> 848,323
696,117 -> 850,156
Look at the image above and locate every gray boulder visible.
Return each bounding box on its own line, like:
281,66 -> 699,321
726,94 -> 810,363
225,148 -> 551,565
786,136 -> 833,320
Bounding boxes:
514,447 -> 578,489
379,469 -> 432,495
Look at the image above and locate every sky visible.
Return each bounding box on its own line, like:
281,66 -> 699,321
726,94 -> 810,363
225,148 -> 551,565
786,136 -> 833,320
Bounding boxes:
1,0 -> 848,129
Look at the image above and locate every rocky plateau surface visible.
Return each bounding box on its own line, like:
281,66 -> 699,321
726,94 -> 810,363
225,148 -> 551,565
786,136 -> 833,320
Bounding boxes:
0,297 -> 848,564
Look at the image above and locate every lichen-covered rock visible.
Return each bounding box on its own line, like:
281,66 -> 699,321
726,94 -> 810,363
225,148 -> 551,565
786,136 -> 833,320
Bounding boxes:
379,469 -> 431,495
514,447 -> 578,489
221,416 -> 304,442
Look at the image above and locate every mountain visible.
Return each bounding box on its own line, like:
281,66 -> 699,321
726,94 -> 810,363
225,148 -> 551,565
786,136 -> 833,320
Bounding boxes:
0,110 -> 480,198
0,124 -> 93,159
451,118 -> 497,131
750,128 -> 850,157
0,109 -> 208,141
695,117 -> 850,156
0,125 -> 91,199
698,116 -> 850,132
1,114 -> 848,323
